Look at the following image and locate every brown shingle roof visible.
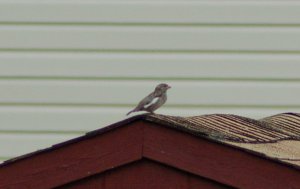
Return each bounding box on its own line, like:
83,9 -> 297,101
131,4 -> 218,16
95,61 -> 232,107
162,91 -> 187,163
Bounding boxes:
146,113 -> 300,143
1,112 -> 300,168
146,112 -> 300,167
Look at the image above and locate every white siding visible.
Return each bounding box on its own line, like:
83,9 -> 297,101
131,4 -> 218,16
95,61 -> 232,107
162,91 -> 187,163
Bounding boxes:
0,0 -> 300,161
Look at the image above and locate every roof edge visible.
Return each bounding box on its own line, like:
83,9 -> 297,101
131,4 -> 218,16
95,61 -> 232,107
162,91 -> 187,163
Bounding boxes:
0,114 -> 147,167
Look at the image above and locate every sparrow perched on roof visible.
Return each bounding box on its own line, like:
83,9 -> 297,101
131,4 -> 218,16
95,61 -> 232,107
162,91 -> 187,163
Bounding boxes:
126,83 -> 171,116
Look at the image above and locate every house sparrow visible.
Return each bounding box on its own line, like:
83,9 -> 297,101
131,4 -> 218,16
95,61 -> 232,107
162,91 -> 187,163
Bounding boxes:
127,83 -> 171,116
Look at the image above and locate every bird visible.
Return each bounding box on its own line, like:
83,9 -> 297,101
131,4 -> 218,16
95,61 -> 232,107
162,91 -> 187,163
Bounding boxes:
126,83 -> 171,116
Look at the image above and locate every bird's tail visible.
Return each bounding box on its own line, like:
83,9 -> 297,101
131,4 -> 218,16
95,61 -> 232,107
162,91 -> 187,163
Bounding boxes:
126,109 -> 136,116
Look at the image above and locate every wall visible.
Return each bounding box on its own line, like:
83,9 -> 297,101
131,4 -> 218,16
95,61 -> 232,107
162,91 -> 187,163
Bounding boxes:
0,0 -> 300,161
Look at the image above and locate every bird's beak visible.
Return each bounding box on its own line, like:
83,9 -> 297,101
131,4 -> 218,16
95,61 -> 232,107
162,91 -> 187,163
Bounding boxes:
167,86 -> 171,89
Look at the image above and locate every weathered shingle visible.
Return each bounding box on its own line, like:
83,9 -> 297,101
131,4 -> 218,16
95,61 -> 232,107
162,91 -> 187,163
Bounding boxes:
146,113 -> 300,143
145,113 -> 300,167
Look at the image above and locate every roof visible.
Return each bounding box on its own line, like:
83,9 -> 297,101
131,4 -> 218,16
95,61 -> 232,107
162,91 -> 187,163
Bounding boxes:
1,112 -> 300,168
1,112 -> 300,189
146,113 -> 300,168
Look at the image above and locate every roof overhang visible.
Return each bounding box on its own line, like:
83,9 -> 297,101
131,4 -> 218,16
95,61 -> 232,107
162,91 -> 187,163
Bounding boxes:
1,115 -> 300,188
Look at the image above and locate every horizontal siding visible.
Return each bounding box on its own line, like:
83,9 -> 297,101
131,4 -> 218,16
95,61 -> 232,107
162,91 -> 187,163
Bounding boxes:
0,1 -> 300,24
1,1 -> 300,161
0,133 -> 79,157
0,80 -> 299,106
1,26 -> 300,51
0,52 -> 300,79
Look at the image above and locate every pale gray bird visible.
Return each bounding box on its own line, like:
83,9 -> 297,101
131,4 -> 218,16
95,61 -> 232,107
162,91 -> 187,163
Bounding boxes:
126,83 -> 171,116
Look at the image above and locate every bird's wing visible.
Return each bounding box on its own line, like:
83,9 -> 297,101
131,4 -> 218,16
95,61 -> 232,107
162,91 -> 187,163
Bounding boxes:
134,93 -> 155,110
143,97 -> 160,109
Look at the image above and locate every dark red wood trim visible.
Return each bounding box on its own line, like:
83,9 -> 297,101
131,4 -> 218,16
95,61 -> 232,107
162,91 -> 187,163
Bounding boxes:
57,159 -> 230,189
0,122 -> 144,189
142,121 -> 300,189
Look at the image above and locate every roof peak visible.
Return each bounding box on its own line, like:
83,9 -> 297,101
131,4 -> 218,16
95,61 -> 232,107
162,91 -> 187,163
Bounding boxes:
2,112 -> 300,168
